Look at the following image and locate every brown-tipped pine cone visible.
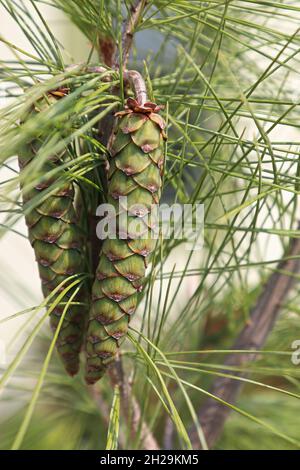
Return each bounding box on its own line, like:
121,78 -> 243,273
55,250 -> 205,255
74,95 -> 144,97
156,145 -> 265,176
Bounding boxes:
18,90 -> 88,376
85,98 -> 166,384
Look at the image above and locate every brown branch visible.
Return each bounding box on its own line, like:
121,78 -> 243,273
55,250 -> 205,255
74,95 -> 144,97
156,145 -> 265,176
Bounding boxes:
98,35 -> 116,68
124,69 -> 148,105
66,63 -> 108,76
85,66 -> 148,105
108,355 -> 159,450
114,0 -> 148,70
191,229 -> 300,449
67,63 -> 147,105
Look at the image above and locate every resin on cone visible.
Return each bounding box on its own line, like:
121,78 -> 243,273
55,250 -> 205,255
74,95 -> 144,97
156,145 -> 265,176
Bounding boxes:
18,89 -> 87,376
85,98 -> 166,384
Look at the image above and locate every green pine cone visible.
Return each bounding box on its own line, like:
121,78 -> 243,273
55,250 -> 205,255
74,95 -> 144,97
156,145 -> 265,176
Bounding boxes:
19,89 -> 87,376
85,98 -> 166,384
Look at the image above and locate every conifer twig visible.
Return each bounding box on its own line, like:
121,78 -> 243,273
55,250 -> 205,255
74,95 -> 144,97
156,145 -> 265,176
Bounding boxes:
66,63 -> 108,76
191,228 -> 300,449
114,0 -> 148,69
124,70 -> 148,105
67,65 -> 147,105
98,35 -> 116,67
108,355 -> 159,450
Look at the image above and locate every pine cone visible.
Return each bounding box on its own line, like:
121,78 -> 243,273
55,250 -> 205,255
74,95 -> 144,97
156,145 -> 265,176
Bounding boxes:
18,90 -> 88,376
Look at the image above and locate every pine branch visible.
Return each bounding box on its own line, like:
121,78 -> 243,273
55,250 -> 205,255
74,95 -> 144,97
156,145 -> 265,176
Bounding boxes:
114,0 -> 148,69
124,70 -> 148,105
108,355 -> 160,450
66,64 -> 108,75
191,227 -> 300,449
